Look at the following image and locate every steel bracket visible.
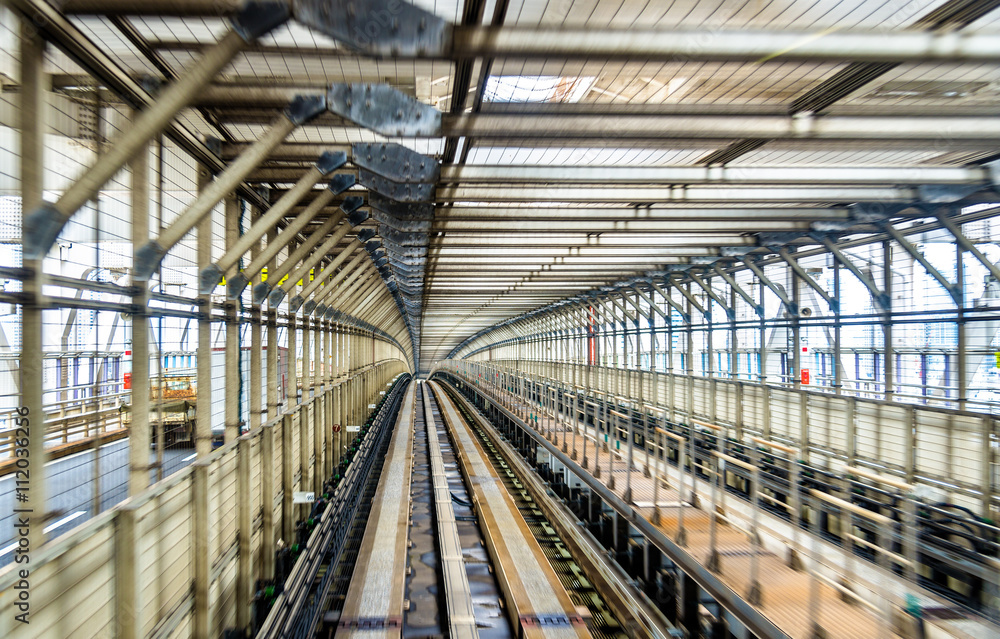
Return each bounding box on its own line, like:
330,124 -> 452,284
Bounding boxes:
22,203 -> 67,260
719,246 -> 754,257
226,272 -> 252,301
303,299 -> 317,315
328,173 -> 357,194
360,169 -> 434,202
314,303 -> 328,317
295,0 -> 448,57
284,94 -> 327,125
741,256 -> 797,316
134,240 -> 168,282
200,263 -> 225,295
756,232 -> 806,248
231,0 -> 291,41
316,150 -> 349,174
252,281 -> 272,306
917,183 -> 983,204
378,225 -> 428,246
352,142 -> 439,183
270,287 -> 289,307
370,192 -> 434,219
288,294 -> 304,312
371,209 -> 432,232
849,202 -> 895,223
348,209 -> 370,226
341,195 -> 365,214
328,84 -> 441,136
357,228 -> 378,243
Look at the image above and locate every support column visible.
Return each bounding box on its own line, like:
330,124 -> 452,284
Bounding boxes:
957,239 -> 967,409
314,316 -> 323,491
236,437 -> 252,630
282,413 -> 294,542
260,419 -> 275,579
129,108 -> 151,495
195,166 -> 213,457
882,242 -> 894,399
192,461 -> 211,638
224,194 -> 240,443
266,226 -> 279,422
20,20 -> 48,552
249,202 -> 263,431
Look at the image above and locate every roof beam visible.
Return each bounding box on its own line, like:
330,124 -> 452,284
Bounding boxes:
439,164 -> 990,185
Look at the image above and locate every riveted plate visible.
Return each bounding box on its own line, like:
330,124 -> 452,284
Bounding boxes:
328,84 -> 441,137
352,142 -> 439,183
360,169 -> 434,202
295,0 -> 449,58
370,192 -> 434,220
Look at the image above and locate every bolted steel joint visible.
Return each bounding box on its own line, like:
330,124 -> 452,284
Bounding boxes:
316,150 -> 348,174
134,240 -> 168,281
284,94 -> 327,125
228,272 -> 251,300
230,0 -> 291,42
199,263 -> 225,295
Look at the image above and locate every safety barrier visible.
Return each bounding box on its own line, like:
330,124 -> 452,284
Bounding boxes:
0,359 -> 407,639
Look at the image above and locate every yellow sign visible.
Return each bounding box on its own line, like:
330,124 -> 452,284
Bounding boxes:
996,352 -> 1000,368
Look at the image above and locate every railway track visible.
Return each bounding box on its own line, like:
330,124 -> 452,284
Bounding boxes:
257,376 -> 673,638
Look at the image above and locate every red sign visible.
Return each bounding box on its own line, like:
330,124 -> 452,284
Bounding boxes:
123,373 -> 132,390
332,424 -> 341,433
801,369 -> 810,385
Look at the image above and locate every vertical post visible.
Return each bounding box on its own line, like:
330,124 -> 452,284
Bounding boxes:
249,308 -> 262,415
224,194 -> 240,443
882,240 -> 894,400
314,317 -> 323,492
748,445 -> 763,605
288,315 -> 298,408
20,20 -> 48,552
115,504 -> 140,639
300,315 -> 311,509
282,413 -> 294,542
706,446 -> 722,573
260,421 -> 275,579
266,226 -> 278,423
195,166 -> 213,457
236,437 -> 252,630
686,286 -> 695,424
681,573 -> 700,639
834,262 -> 842,395
956,237 -> 967,409
129,109 -> 151,496
192,461 -> 211,639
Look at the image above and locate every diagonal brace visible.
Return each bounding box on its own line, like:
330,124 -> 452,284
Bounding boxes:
21,1 -> 290,260
776,247 -> 837,312
667,274 -> 709,318
817,235 -> 890,312
712,263 -> 763,316
647,280 -> 692,324
200,152 -> 347,293
936,211 -> 1000,285
630,285 -> 675,324
880,221 -> 961,305
688,270 -> 735,321
741,256 -> 797,315
135,95 -> 326,280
